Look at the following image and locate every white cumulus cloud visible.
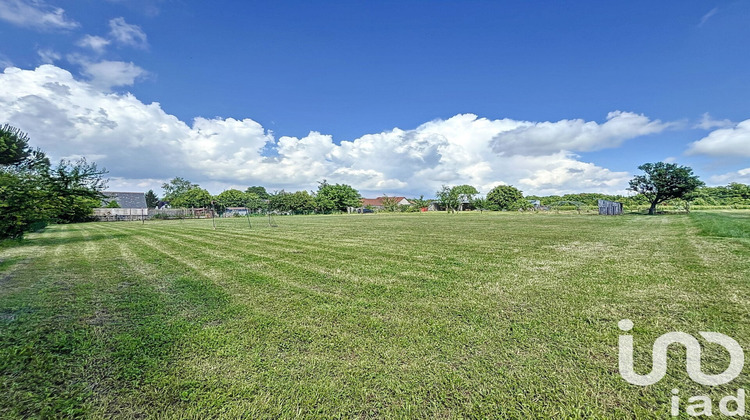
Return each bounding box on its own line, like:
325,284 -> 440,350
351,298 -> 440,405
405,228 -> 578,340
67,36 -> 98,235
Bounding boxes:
687,119 -> 750,157
709,168 -> 750,185
77,60 -> 148,90
108,17 -> 148,49
490,111 -> 671,156
694,112 -> 734,130
0,0 -> 78,30
76,35 -> 111,54
0,65 -> 662,196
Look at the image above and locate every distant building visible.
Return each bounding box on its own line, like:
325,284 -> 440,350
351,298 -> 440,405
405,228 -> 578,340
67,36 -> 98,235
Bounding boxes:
360,196 -> 411,210
353,196 -> 411,212
101,192 -> 147,209
428,198 -> 473,211
222,207 -> 250,217
93,192 -> 148,221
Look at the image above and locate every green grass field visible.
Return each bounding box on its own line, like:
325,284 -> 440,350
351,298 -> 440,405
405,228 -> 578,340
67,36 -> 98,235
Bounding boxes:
1,211 -> 749,418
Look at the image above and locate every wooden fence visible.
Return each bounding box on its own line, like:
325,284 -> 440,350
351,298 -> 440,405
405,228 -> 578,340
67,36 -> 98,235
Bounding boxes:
93,207 -> 216,221
92,208 -> 147,221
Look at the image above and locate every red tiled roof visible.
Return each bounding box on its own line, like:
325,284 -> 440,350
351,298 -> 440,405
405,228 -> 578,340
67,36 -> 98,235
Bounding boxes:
360,197 -> 410,207
361,198 -> 383,207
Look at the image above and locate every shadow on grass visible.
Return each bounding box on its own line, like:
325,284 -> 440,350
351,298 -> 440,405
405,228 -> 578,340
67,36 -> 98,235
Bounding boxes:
625,210 -> 691,216
24,231 -> 131,247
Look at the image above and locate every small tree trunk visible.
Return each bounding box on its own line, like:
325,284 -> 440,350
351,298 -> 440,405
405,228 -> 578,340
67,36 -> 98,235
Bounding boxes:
648,202 -> 657,215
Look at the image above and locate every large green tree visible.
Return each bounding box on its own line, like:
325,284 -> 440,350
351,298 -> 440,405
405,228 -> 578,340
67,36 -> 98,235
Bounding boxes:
145,190 -> 159,209
452,185 -> 479,211
486,185 -> 524,211
162,177 -> 198,203
269,190 -> 315,214
171,187 -> 212,208
288,190 -> 315,213
0,124 -> 31,166
0,171 -> 48,239
314,180 -> 361,212
436,185 -> 460,213
44,158 -> 107,224
215,189 -> 248,208
0,125 -> 106,237
269,190 -> 291,212
246,186 -> 270,200
245,192 -> 266,212
629,162 -> 704,215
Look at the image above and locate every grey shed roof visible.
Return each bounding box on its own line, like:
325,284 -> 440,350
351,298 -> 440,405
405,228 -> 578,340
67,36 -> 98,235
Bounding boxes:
102,192 -> 147,208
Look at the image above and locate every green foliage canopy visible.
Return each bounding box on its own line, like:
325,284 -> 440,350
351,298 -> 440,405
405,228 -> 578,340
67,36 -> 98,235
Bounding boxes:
452,185 -> 479,201
171,187 -> 212,208
315,180 -> 361,212
0,125 -> 107,237
409,195 -> 429,209
629,162 -> 704,215
245,192 -> 266,211
246,186 -> 270,200
44,158 -> 107,224
380,195 -> 400,212
215,189 -> 248,208
436,185 -> 460,213
486,185 -> 524,210
269,190 -> 315,213
145,190 -> 159,209
0,171 -> 48,238
471,197 -> 490,213
162,177 -> 198,203
0,123 -> 31,166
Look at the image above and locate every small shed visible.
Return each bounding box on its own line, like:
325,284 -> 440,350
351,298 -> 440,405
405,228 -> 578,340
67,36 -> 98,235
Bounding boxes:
598,199 -> 623,215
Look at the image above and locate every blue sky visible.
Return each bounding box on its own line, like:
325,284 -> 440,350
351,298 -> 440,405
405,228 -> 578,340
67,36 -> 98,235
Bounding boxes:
1,0 -> 749,197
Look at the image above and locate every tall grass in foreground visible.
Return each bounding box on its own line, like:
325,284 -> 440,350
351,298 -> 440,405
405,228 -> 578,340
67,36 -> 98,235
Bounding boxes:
1,211 -> 749,418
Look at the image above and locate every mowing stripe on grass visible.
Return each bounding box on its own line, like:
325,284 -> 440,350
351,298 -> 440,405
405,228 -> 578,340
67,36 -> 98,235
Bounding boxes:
2,212 -> 750,418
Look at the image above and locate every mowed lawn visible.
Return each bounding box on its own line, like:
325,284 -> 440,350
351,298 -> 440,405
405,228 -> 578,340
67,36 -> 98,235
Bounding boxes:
1,211 -> 749,418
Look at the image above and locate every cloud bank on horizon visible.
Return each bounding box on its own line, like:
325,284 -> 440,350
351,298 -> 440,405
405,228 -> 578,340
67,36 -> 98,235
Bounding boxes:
0,0 -> 748,196
0,65 -> 684,196
1,64 -> 748,196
